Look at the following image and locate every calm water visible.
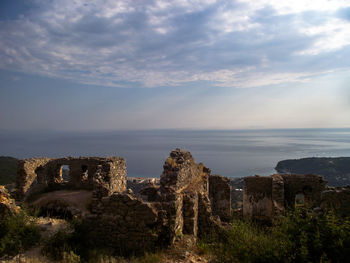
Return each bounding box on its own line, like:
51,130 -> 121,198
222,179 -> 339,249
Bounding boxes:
1,129 -> 350,178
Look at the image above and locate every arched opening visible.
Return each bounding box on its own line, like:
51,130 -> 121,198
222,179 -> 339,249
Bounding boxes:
295,193 -> 305,206
81,165 -> 88,180
61,165 -> 70,182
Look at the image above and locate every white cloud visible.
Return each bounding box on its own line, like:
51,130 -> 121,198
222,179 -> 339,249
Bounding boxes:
239,0 -> 350,15
0,0 -> 350,88
297,18 -> 350,55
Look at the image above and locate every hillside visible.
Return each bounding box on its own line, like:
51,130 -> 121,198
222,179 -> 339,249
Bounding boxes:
275,157 -> 350,186
0,156 -> 18,185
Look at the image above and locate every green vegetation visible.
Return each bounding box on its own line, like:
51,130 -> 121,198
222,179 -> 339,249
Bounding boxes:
0,210 -> 40,257
0,156 -> 18,185
42,219 -> 162,263
1,207 -> 349,262
202,208 -> 350,263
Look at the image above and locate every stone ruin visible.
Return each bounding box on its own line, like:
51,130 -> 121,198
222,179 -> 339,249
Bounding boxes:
13,149 -> 232,253
10,149 -> 349,252
243,173 -> 350,221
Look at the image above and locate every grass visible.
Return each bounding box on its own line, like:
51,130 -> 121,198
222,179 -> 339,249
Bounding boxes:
0,210 -> 41,257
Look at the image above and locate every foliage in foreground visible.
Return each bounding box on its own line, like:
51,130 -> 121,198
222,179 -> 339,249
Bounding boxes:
202,208 -> 350,263
0,210 -> 41,257
42,219 -> 162,263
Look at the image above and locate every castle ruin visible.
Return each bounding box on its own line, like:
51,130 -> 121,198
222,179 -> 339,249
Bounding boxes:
14,149 -> 231,253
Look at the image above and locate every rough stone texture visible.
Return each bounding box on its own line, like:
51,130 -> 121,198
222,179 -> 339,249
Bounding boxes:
15,157 -> 126,201
127,177 -> 159,195
321,186 -> 350,216
209,175 -> 231,222
0,185 -> 19,216
243,176 -> 273,221
16,158 -> 52,200
87,193 -> 162,254
159,149 -> 224,242
243,173 -> 328,221
280,174 -> 327,208
14,149 -> 231,254
160,149 -> 201,192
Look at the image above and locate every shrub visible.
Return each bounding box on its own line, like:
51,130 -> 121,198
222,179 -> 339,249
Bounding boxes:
203,208 -> 350,263
0,210 -> 40,257
277,208 -> 350,262
41,229 -> 73,261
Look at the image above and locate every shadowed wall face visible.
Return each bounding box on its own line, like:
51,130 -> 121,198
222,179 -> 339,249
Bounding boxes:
243,174 -> 328,221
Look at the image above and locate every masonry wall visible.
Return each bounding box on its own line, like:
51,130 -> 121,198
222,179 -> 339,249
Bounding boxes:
243,176 -> 274,221
159,149 -> 227,242
209,174 -> 231,222
281,174 -> 327,208
15,149 -> 232,254
15,157 -> 126,201
243,173 -> 329,221
321,186 -> 350,217
16,158 -> 52,200
87,192 -> 162,254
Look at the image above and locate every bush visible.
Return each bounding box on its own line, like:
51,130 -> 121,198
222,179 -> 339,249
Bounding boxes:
42,219 -> 162,263
277,208 -> 350,262
204,220 -> 291,263
0,211 -> 41,257
41,229 -> 73,261
203,208 -> 350,263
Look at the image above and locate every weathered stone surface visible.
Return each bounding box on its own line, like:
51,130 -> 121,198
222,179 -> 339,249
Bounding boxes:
160,149 -> 201,192
243,176 -> 273,221
158,149 -> 226,242
209,175 -> 231,222
243,173 -> 329,221
0,185 -> 19,216
321,186 -> 350,216
280,173 -> 327,208
87,192 -> 161,254
127,177 -> 159,195
13,149 -> 231,254
15,156 -> 126,201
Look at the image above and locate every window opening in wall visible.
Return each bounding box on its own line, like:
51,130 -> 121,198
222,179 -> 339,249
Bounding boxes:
34,166 -> 44,184
61,165 -> 70,182
81,165 -> 88,179
295,193 -> 305,206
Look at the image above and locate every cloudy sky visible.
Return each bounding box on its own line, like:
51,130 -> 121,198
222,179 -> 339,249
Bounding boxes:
1,0 -> 350,130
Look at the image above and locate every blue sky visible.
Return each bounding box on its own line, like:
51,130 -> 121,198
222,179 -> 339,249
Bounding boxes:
0,0 -> 350,130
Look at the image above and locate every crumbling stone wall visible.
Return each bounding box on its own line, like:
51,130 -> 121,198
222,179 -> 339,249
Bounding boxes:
243,173 -> 328,221
243,176 -> 274,221
16,158 -> 52,200
15,157 -> 126,201
127,177 -> 159,198
14,149 -> 231,253
158,149 -> 228,242
209,175 -> 231,222
280,174 -> 327,208
81,149 -> 231,253
87,192 -> 162,254
321,186 -> 350,217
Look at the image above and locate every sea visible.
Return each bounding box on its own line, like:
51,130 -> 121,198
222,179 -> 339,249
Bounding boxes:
1,128 -> 350,178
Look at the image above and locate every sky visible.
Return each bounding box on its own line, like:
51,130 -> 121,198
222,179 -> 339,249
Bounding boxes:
0,0 -> 350,131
